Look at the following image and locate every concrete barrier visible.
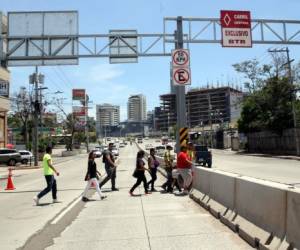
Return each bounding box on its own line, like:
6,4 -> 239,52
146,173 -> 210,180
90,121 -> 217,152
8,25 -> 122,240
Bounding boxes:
234,177 -> 287,248
209,170 -> 238,230
191,167 -> 300,249
192,167 -> 211,209
286,189 -> 300,249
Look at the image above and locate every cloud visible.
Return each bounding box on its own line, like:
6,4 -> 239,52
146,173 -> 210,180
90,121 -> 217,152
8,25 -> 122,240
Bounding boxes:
75,63 -> 125,84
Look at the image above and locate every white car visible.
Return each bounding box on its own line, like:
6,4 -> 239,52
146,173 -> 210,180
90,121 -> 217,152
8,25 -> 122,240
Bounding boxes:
19,150 -> 33,164
91,149 -> 102,158
145,144 -> 153,150
111,146 -> 119,156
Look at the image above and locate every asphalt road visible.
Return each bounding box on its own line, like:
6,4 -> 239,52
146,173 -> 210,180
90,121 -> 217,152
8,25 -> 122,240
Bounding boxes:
141,139 -> 300,188
212,149 -> 300,187
0,144 -> 252,250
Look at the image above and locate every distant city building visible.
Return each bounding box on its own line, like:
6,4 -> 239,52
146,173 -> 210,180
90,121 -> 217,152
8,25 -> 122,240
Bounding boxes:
0,71 -> 10,147
186,86 -> 243,128
147,111 -> 154,129
43,112 -> 57,124
127,94 -> 147,122
156,86 -> 244,131
156,94 -> 177,132
96,104 -> 120,136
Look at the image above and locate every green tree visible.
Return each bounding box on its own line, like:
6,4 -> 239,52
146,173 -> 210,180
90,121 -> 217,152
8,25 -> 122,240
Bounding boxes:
238,77 -> 294,134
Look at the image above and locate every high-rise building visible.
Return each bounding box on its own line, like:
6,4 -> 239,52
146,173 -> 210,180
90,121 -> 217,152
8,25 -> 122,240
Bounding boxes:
186,86 -> 244,128
156,86 -> 244,131
127,94 -> 147,122
96,104 -> 120,136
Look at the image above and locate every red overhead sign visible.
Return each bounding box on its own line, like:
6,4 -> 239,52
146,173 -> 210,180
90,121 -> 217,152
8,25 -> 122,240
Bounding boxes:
220,10 -> 252,47
72,89 -> 86,101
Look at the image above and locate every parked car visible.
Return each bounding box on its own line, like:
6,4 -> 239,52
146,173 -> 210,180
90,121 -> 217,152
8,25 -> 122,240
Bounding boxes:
0,148 -> 22,166
145,144 -> 153,150
19,150 -> 33,164
137,137 -> 143,144
194,145 -> 212,168
119,143 -> 125,148
91,149 -> 102,158
155,145 -> 166,157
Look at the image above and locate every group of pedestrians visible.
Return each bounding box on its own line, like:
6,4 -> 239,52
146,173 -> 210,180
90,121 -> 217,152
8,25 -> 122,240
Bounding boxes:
33,141 -> 194,205
129,144 -> 194,196
34,143 -> 119,205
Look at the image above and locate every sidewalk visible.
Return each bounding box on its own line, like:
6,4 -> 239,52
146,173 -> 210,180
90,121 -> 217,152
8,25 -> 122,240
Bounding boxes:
47,147 -> 252,250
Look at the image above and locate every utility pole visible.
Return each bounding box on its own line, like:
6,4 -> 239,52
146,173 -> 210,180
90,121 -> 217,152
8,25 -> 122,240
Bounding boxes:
208,94 -> 213,148
85,94 -> 90,153
175,16 -> 187,152
269,47 -> 299,155
29,67 -> 45,166
33,67 -> 39,166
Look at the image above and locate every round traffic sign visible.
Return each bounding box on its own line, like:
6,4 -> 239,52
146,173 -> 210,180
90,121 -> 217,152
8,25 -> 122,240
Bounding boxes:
172,49 -> 189,66
173,68 -> 190,85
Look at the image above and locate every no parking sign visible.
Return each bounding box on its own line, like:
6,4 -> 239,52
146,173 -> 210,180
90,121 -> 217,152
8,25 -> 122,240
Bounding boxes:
172,49 -> 191,85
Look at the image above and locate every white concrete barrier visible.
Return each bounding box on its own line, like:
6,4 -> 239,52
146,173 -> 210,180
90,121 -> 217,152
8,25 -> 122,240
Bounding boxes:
209,170 -> 238,231
286,189 -> 300,249
234,177 -> 287,248
191,168 -> 300,249
192,167 -> 211,209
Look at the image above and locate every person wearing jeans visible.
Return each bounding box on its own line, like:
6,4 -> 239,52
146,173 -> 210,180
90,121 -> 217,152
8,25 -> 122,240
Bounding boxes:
34,146 -> 59,205
82,151 -> 106,201
99,143 -> 118,191
147,148 -> 159,191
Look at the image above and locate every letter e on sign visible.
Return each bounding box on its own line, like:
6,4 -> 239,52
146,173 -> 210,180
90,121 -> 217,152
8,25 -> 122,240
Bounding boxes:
172,68 -> 191,85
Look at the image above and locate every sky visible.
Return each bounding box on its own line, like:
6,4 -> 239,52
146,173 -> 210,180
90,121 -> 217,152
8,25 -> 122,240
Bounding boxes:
2,0 -> 300,121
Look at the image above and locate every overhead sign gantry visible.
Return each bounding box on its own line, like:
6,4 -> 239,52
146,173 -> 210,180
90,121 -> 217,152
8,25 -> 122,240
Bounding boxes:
2,10 -> 300,153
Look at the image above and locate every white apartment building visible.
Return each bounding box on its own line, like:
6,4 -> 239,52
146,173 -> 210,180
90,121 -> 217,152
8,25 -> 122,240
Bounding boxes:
96,104 -> 120,135
127,94 -> 147,122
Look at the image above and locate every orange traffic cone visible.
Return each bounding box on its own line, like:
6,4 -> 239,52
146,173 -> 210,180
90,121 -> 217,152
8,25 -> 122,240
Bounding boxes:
5,168 -> 15,190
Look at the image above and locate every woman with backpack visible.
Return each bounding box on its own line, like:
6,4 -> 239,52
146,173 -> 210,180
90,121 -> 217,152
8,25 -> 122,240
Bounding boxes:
82,151 -> 107,202
147,148 -> 160,192
129,150 -> 151,196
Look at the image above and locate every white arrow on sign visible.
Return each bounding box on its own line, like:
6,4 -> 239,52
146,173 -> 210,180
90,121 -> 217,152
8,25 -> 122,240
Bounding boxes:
173,68 -> 191,85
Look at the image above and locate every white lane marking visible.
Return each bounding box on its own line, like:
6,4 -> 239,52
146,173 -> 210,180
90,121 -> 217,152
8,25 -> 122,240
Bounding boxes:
51,195 -> 82,225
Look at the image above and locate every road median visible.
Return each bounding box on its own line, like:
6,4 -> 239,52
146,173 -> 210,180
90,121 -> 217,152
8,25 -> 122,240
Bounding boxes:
190,167 -> 300,249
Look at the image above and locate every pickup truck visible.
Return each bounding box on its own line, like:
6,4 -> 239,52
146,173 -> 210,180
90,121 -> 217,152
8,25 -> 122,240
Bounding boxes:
194,145 -> 212,168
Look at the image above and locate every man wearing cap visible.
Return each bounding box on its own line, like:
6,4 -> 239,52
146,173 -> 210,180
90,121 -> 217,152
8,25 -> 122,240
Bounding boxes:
161,145 -> 176,192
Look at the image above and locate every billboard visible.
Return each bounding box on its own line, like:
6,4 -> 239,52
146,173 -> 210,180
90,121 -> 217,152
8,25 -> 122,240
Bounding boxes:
109,30 -> 138,64
72,106 -> 86,116
72,89 -> 85,101
7,11 -> 78,66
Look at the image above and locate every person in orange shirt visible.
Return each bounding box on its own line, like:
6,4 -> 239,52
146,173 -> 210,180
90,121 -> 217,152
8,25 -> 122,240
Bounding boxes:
176,145 -> 193,195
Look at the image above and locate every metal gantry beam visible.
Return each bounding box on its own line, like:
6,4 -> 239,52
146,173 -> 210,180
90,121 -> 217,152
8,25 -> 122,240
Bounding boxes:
2,33 -> 174,64
164,17 -> 300,45
2,17 -> 300,65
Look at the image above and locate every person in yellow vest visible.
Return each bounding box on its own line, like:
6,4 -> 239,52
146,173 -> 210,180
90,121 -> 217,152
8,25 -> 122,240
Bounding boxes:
33,146 -> 60,205
187,142 -> 195,162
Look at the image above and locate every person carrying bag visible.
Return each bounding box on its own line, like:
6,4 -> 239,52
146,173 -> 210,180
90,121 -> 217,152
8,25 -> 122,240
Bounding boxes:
129,150 -> 151,196
82,151 -> 107,202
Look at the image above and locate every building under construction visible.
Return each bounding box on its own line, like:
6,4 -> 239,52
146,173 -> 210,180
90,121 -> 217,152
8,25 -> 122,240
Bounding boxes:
186,87 -> 243,128
156,93 -> 176,132
156,87 -> 243,131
